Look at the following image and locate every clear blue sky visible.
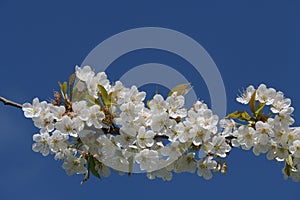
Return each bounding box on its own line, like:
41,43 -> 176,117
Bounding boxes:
0,1 -> 299,199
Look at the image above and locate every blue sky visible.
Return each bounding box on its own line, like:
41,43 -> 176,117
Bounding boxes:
0,0 -> 299,199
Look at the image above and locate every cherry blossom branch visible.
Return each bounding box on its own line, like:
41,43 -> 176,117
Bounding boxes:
0,96 -> 22,109
12,66 -> 300,183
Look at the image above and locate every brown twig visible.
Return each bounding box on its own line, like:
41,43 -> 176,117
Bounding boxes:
0,96 -> 22,109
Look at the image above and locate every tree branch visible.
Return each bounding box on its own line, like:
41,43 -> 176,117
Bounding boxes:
0,96 -> 22,109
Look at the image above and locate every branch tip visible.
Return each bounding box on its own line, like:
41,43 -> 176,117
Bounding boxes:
0,96 -> 22,109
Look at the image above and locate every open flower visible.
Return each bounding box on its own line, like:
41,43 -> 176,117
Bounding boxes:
22,97 -> 43,118
32,132 -> 51,156
236,85 -> 255,104
256,84 -> 276,105
289,140 -> 300,158
135,149 -> 159,172
75,65 -> 94,82
136,126 -> 155,148
197,156 -> 217,180
62,154 -> 87,176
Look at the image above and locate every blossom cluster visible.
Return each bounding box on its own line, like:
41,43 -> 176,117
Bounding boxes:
229,84 -> 300,181
22,66 -> 232,182
21,65 -> 300,183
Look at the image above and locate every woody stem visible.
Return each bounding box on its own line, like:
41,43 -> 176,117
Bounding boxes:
0,96 -> 22,109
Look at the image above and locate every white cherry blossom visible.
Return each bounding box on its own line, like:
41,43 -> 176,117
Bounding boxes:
22,97 -> 43,118
236,85 -> 255,104
232,126 -> 257,150
289,140 -> 300,158
149,94 -> 167,114
136,126 -> 155,148
256,84 -> 276,105
271,91 -> 291,113
62,154 -> 87,176
135,149 -> 159,172
197,156 -> 217,180
210,135 -> 231,158
174,153 -> 197,173
32,132 -> 51,156
151,112 -> 173,132
50,105 -> 65,121
48,130 -> 69,153
166,93 -> 187,118
86,105 -> 105,128
55,115 -> 81,137
190,126 -> 211,146
72,101 -> 89,121
75,65 -> 94,82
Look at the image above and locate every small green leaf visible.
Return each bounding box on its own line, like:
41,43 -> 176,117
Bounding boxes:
98,84 -> 110,106
258,112 -> 268,123
241,112 -> 251,121
81,156 -> 102,184
168,83 -> 192,97
255,102 -> 265,117
68,73 -> 76,101
146,100 -> 151,108
58,81 -> 68,98
71,82 -> 97,107
213,160 -> 221,173
89,156 -> 101,179
221,161 -> 227,174
286,154 -> 293,167
81,157 -> 90,184
226,111 -> 251,121
284,164 -> 291,177
249,90 -> 256,114
81,171 -> 90,185
128,156 -> 134,176
226,111 -> 241,119
107,92 -> 117,106
284,154 -> 297,177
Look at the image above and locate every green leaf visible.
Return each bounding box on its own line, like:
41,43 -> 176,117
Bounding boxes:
81,170 -> 90,185
89,156 -> 101,179
127,155 -> 134,177
81,157 -> 90,185
284,154 -> 297,177
107,92 -> 118,106
249,90 -> 256,114
146,100 -> 151,108
221,161 -> 227,174
226,111 -> 241,119
226,111 -> 251,121
241,112 -> 251,121
255,102 -> 265,117
286,154 -> 293,167
213,160 -> 221,173
68,73 -> 76,101
168,83 -> 192,97
97,84 -> 110,106
284,164 -> 291,177
58,81 -> 68,98
81,156 -> 101,184
71,80 -> 99,107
